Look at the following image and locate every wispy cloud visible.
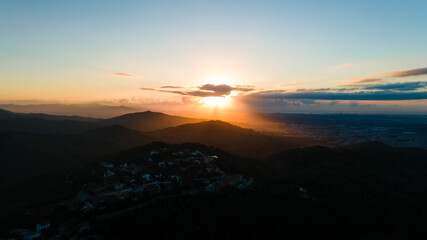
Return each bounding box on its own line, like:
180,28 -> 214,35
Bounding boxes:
344,67 -> 427,87
384,67 -> 427,78
114,72 -> 133,77
345,78 -> 383,86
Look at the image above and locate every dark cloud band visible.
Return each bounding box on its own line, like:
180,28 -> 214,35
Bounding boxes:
141,84 -> 255,97
246,91 -> 427,101
364,82 -> 427,91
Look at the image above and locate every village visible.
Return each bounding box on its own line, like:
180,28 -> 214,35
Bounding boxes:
67,147 -> 254,214
8,147 -> 253,239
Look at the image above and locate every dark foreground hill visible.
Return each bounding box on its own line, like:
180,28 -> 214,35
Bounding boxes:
153,120 -> 311,159
0,126 -> 153,186
92,143 -> 427,240
82,125 -> 154,148
0,118 -> 99,135
0,132 -> 116,185
2,142 -> 426,239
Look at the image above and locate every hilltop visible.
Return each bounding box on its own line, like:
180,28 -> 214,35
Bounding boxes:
99,111 -> 203,132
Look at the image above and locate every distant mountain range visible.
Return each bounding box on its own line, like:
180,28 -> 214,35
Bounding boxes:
0,108 -> 97,122
0,108 -> 202,134
0,103 -> 137,118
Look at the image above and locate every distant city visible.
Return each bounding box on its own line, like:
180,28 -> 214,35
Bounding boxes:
263,114 -> 427,149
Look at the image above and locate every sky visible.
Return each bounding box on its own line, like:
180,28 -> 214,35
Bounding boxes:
0,0 -> 426,117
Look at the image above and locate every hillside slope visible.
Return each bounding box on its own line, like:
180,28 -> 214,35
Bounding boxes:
100,111 -> 202,132
0,127 -> 153,186
153,120 -> 312,159
82,125 -> 154,149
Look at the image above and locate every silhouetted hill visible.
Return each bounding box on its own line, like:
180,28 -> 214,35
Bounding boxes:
82,125 -> 154,149
24,113 -> 97,122
0,128 -> 154,187
0,118 -> 99,135
0,107 -> 98,122
100,111 -> 202,131
268,141 -> 427,177
0,103 -> 137,118
1,141 -> 427,239
153,120 -> 312,159
0,108 -> 14,118
91,143 -> 427,239
267,143 -> 427,230
0,108 -> 100,135
0,132 -> 119,176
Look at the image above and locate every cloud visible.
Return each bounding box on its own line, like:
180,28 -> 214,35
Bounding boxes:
160,86 -> 184,89
345,78 -> 383,86
114,72 -> 133,77
140,87 -> 156,91
385,67 -> 427,78
184,84 -> 254,97
198,84 -> 235,96
343,67 -> 427,87
363,81 -> 427,91
296,87 -> 358,92
245,91 -> 427,101
141,84 -> 255,97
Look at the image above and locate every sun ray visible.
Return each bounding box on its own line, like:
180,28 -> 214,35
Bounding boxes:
199,96 -> 231,108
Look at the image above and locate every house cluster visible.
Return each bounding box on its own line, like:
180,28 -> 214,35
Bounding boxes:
6,147 -> 253,239
298,186 -> 315,200
9,223 -> 50,240
62,147 -> 253,214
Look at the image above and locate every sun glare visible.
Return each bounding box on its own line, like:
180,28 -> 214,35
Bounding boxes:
200,96 -> 231,108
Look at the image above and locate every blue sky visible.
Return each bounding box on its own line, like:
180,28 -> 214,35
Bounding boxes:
0,0 -> 426,115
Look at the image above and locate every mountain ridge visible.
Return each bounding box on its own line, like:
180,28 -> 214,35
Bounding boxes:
153,120 -> 313,159
99,110 -> 204,131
